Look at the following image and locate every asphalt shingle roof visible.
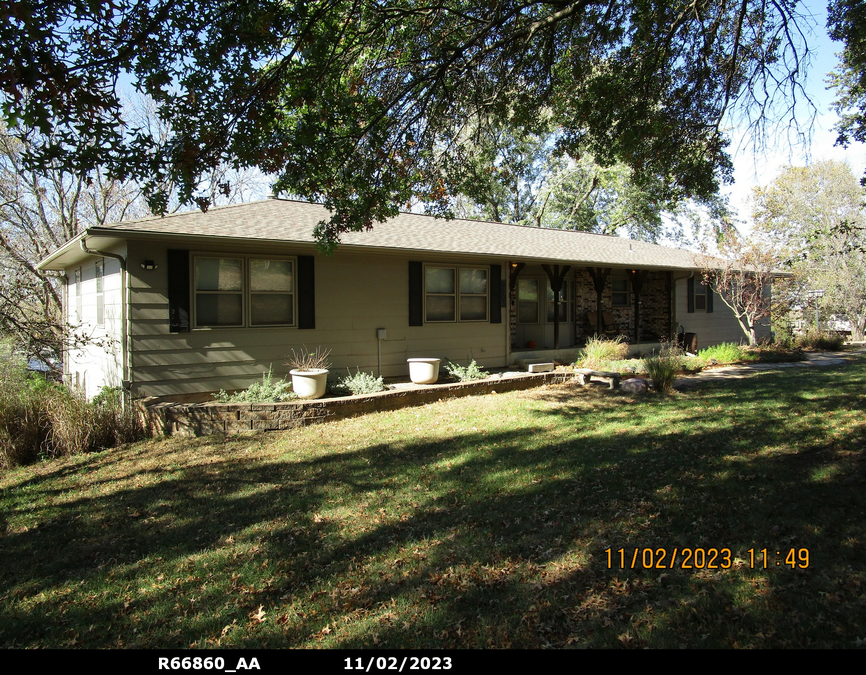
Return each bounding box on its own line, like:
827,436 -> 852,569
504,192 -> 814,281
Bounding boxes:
91,197 -> 705,270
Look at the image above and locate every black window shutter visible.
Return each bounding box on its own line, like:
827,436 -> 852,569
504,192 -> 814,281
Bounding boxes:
490,264 -> 502,324
167,249 -> 190,332
706,285 -> 714,313
297,255 -> 315,329
687,276 -> 695,313
409,261 -> 423,326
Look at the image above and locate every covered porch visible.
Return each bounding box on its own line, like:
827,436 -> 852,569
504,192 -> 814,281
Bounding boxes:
507,262 -> 677,353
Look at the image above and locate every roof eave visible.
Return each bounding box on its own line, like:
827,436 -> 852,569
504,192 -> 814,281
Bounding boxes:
80,226 -> 706,271
36,232 -> 87,271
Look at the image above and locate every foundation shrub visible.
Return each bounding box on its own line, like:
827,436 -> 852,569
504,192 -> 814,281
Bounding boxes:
332,369 -> 386,396
444,359 -> 489,382
214,366 -> 296,403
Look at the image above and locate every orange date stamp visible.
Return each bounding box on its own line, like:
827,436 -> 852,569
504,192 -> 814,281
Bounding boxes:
605,547 -> 810,570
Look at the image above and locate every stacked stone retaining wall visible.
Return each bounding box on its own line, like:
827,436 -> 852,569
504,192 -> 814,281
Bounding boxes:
139,371 -> 572,437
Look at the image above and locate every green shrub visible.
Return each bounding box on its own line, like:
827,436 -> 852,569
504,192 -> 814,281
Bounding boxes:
444,359 -> 488,382
214,366 -> 296,403
644,342 -> 683,394
332,369 -> 386,396
578,335 -> 629,370
797,329 -> 845,351
772,328 -> 797,350
697,342 -> 754,365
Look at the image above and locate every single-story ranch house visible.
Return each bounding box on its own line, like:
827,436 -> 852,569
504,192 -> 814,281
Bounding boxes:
37,197 -> 769,400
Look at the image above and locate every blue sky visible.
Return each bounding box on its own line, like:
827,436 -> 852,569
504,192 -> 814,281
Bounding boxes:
725,0 -> 866,230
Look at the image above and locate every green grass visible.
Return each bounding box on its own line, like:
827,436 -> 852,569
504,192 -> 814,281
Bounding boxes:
1,355 -> 865,648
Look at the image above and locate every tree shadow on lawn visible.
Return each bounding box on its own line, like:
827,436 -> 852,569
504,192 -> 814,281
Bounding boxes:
1,368 -> 864,648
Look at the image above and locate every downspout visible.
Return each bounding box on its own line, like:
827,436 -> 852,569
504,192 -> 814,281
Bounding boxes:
80,239 -> 131,398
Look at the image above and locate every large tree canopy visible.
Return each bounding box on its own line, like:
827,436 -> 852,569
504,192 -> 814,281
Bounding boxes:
752,160 -> 866,340
829,0 -> 866,150
450,120 -> 726,242
1,1 -> 812,249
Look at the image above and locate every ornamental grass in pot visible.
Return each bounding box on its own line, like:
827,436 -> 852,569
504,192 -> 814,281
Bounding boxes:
286,346 -> 332,399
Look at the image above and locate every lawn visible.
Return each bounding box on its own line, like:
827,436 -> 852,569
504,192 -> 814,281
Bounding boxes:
1,355 -> 865,649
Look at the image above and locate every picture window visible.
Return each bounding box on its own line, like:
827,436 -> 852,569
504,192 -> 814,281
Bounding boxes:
424,265 -> 489,322
193,255 -> 295,328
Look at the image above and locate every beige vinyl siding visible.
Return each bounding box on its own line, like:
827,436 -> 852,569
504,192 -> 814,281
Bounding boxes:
674,277 -> 771,347
65,253 -> 125,399
126,242 -> 507,398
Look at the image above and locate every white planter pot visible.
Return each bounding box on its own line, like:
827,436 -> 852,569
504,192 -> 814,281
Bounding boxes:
407,358 -> 440,384
290,369 -> 329,399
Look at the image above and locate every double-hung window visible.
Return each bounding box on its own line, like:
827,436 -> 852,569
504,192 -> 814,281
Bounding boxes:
250,259 -> 294,325
517,278 -> 540,324
74,267 -> 82,322
424,265 -> 489,322
611,274 -> 629,307
193,255 -> 295,328
693,282 -> 708,311
95,259 -> 104,326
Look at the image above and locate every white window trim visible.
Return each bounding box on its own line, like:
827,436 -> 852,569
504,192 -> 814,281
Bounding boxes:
192,254 -> 297,329
423,263 -> 490,323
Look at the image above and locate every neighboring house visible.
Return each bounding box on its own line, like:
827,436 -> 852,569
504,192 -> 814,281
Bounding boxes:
37,198 -> 770,400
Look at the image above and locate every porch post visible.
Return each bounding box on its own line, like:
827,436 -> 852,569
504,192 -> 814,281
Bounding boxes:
586,267 -> 611,336
543,264 -> 571,350
509,262 -> 525,292
666,271 -> 673,340
630,270 -> 648,343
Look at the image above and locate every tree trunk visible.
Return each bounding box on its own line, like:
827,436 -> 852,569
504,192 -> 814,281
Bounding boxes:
852,315 -> 866,342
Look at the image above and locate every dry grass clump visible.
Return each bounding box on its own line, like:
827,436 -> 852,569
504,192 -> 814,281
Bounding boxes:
577,335 -> 629,370
0,365 -> 143,470
644,341 -> 683,394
